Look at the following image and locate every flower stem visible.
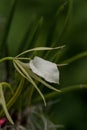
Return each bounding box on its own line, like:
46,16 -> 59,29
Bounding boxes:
0,57 -> 13,63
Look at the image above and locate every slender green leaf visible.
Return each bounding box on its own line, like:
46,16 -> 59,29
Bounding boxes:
0,85 -> 14,124
13,60 -> 46,106
0,77 -> 25,117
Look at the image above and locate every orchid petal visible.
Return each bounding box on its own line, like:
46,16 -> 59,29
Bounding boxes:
29,56 -> 59,84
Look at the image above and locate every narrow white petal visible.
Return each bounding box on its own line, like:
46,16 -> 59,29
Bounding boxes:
29,56 -> 59,84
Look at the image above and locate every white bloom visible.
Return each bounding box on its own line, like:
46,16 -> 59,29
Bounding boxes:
29,56 -> 59,84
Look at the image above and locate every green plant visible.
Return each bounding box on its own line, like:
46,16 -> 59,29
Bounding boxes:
0,0 -> 87,130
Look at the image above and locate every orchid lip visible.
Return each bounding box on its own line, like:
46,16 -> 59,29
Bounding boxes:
29,56 -> 59,84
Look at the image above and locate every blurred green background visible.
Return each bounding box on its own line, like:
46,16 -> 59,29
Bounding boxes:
0,0 -> 87,130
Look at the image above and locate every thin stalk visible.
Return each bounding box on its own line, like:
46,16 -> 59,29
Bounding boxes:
0,57 -> 13,63
15,57 -> 31,61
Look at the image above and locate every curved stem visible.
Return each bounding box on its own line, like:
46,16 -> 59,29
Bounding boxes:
0,57 -> 13,63
1,82 -> 13,94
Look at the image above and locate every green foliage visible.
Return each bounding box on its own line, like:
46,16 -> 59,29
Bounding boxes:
0,83 -> 14,124
0,0 -> 87,130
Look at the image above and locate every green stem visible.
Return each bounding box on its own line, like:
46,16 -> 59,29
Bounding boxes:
33,84 -> 87,104
0,57 -> 13,63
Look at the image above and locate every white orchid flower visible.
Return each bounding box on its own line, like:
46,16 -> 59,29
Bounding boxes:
29,56 -> 59,84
